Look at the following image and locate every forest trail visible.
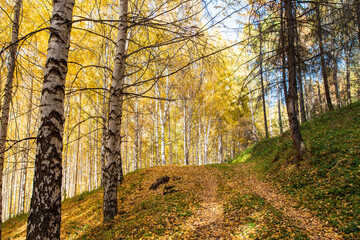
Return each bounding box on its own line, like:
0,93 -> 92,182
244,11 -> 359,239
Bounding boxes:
167,164 -> 344,239
234,164 -> 344,240
3,164 -> 345,239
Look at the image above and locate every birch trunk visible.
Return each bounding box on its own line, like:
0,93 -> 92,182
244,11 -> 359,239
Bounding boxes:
134,92 -> 140,169
74,92 -> 82,195
0,0 -> 22,235
103,0 -> 128,222
19,70 -> 34,213
183,100 -> 189,165
26,0 -> 75,238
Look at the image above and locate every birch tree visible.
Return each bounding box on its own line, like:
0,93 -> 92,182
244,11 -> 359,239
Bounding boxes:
0,0 -> 22,237
103,0 -> 128,222
26,0 -> 75,238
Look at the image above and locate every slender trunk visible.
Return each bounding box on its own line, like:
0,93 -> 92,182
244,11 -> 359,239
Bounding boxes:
332,46 -> 341,107
345,52 -> 351,104
304,75 -> 310,121
159,96 -> 166,166
268,100 -> 274,137
284,0 -> 306,160
315,1 -> 333,111
317,80 -> 322,113
198,114 -> 202,165
103,0 -> 128,222
249,87 -> 258,141
295,8 -> 306,123
280,4 -> 288,99
183,99 -> 189,165
154,102 -> 159,166
0,0 -> 22,235
101,74 -> 108,187
94,115 -> 99,188
357,2 -> 360,45
259,19 -> 269,138
277,80 -> 283,134
10,150 -> 18,218
168,107 -> 173,165
134,94 -> 140,169
310,74 -> 315,118
204,119 -> 210,165
217,123 -> 223,163
26,0 -> 75,238
19,73 -> 34,213
74,92 -> 82,196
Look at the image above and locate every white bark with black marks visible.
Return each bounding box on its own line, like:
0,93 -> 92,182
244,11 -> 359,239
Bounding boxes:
103,0 -> 128,222
26,0 -> 75,239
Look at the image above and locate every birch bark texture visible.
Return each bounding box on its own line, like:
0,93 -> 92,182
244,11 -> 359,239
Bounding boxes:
26,0 -> 75,239
103,0 -> 128,222
0,0 -> 22,237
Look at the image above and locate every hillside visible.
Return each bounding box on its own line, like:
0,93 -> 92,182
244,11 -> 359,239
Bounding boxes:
233,101 -> 360,239
3,102 -> 359,239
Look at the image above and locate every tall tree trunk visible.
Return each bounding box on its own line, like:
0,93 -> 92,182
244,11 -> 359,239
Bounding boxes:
357,2 -> 360,45
259,18 -> 269,138
317,79 -> 322,113
284,0 -> 306,160
315,0 -> 333,111
345,51 -> 351,104
277,80 -> 283,134
332,54 -> 340,107
101,72 -> 109,187
19,71 -> 34,213
134,92 -> 140,169
183,99 -> 189,165
304,75 -> 310,121
0,0 -> 22,235
295,13 -> 307,123
63,95 -> 71,199
280,12 -> 287,97
26,0 -> 75,238
268,99 -> 274,137
103,0 -> 128,222
154,101 -> 159,166
248,86 -> 258,141
74,92 -> 82,196
168,107 -> 173,165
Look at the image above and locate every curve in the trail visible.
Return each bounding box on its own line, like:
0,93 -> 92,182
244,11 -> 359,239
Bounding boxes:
235,164 -> 344,240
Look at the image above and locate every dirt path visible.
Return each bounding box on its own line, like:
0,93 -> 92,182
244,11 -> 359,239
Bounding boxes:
178,167 -> 225,239
176,164 -> 344,239
234,164 -> 344,240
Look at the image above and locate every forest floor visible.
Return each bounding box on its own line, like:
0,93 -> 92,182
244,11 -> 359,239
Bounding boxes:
3,102 -> 359,239
3,163 -> 344,239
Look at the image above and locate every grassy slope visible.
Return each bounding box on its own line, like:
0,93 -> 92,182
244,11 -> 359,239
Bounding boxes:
232,101 -> 360,239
